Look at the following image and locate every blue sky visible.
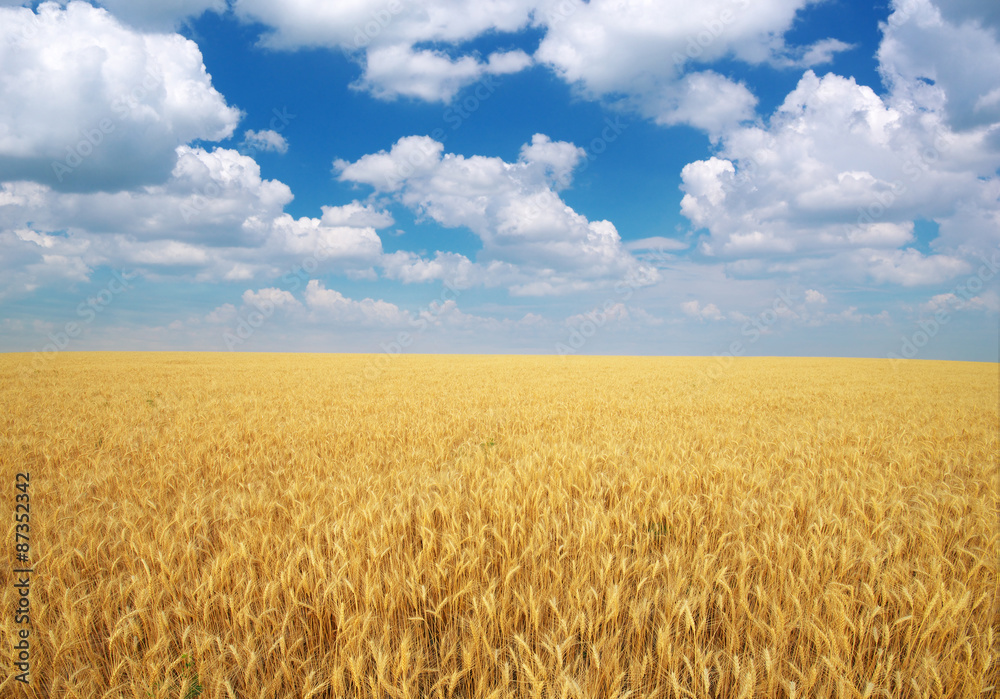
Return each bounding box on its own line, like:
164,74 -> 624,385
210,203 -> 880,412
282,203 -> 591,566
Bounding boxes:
1,0 -> 998,360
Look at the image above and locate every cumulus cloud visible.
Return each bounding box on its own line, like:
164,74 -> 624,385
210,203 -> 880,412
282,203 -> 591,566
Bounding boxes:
648,71 -> 758,139
334,133 -> 656,294
0,145 -> 385,293
534,0 -> 838,129
678,62 -> 999,285
0,147 -> 291,246
673,0 -> 1000,283
354,45 -> 532,102
0,2 -> 241,192
244,213 -> 383,262
536,0 -> 806,89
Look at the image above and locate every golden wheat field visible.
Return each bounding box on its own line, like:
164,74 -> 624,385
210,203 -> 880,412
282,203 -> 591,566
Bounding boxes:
0,352 -> 997,699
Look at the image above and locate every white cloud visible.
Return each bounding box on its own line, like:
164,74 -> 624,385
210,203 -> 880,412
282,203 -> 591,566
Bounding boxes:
650,71 -> 758,138
879,0 -> 1000,131
804,289 -> 827,304
205,303 -> 238,324
231,0 -> 537,102
120,240 -> 209,266
0,2 -> 241,192
536,0 -> 810,89
566,302 -> 630,327
320,201 -> 394,229
245,213 -> 383,262
354,44 -> 484,102
681,299 -> 724,321
241,129 -> 289,154
335,134 -> 656,294
534,0 -> 834,130
680,156 -> 736,229
922,290 -> 999,314
355,46 -> 531,102
517,133 -> 586,190
487,49 -> 533,75
772,38 -> 855,68
378,250 -> 514,289
0,146 -> 291,247
242,287 -> 300,311
304,280 -> 409,326
233,0 -> 535,49
859,248 -> 971,286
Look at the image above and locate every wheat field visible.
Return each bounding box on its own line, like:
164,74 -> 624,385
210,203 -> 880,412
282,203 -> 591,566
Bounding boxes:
0,352 -> 997,698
